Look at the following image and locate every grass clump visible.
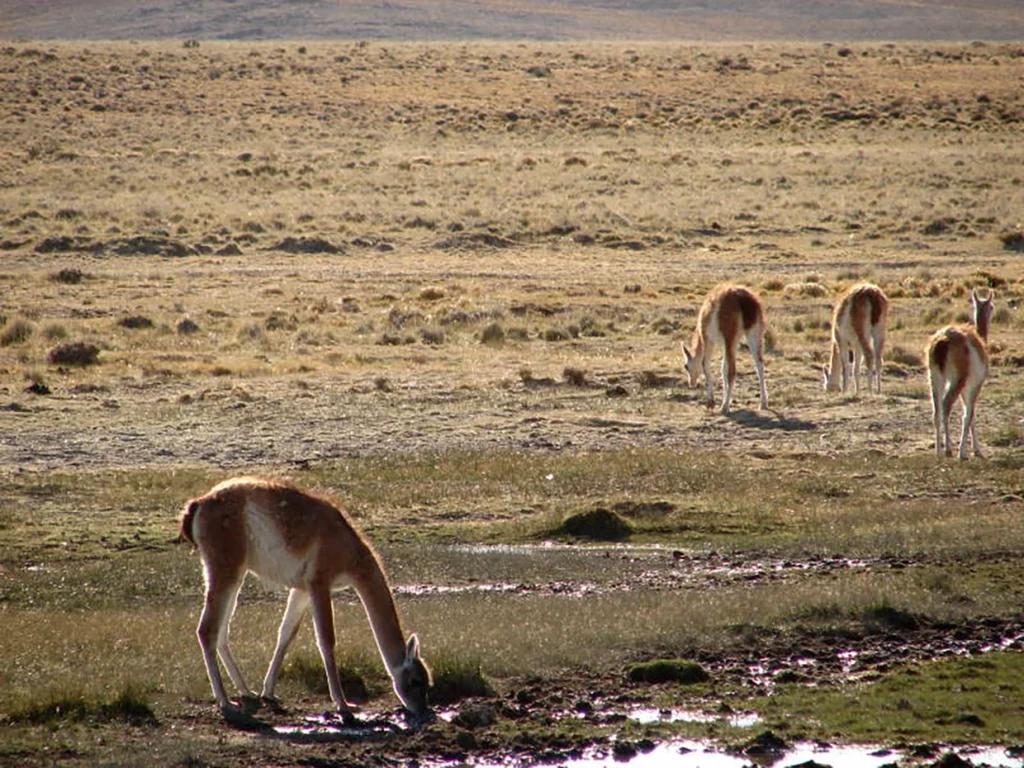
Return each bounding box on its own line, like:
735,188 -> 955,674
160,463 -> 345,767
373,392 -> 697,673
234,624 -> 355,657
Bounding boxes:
856,600 -> 920,631
9,685 -> 157,726
281,652 -> 370,703
428,654 -> 495,705
627,659 -> 710,685
556,507 -> 632,541
0,317 -> 34,346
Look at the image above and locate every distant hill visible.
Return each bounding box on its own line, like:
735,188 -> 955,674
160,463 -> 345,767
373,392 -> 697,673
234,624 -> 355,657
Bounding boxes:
4,0 -> 1024,42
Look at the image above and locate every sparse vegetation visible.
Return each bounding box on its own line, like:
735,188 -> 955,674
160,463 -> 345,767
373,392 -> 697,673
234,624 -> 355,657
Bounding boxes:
0,317 -> 33,346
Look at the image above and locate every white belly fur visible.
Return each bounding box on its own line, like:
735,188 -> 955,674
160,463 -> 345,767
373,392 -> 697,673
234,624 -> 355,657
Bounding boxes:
243,501 -> 312,588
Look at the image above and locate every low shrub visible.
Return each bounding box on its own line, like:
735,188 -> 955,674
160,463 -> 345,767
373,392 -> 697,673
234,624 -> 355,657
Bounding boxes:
562,366 -> 587,386
49,267 -> 84,284
480,322 -> 505,345
47,341 -> 99,365
118,315 -> 154,330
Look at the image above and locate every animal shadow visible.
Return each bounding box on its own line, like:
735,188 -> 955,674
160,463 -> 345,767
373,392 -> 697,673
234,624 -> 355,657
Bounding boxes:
727,408 -> 816,431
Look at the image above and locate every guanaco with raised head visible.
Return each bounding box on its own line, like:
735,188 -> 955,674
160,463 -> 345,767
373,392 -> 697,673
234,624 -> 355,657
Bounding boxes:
926,289 -> 994,460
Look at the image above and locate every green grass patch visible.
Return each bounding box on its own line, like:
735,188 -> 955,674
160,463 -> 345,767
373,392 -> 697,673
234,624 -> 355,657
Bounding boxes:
7,685 -> 157,726
280,650 -> 375,703
427,652 -> 496,705
750,652 -> 1024,744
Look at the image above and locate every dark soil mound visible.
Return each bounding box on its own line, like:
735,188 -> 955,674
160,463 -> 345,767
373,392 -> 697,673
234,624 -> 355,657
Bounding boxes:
627,659 -> 709,685
111,236 -> 196,257
557,508 -> 632,541
268,236 -> 342,254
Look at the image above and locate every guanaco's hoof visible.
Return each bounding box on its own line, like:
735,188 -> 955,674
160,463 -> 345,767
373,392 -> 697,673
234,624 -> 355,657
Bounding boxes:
339,709 -> 359,727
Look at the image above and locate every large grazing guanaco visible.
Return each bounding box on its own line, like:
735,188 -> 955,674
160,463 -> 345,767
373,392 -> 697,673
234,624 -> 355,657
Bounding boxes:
180,476 -> 432,721
822,283 -> 889,394
681,284 -> 769,414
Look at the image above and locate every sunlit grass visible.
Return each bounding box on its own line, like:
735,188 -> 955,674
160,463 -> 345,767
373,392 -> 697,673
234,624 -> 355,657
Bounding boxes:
751,653 -> 1024,744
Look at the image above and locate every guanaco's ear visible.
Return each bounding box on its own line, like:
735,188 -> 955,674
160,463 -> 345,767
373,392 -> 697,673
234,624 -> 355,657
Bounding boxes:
680,342 -> 692,362
405,634 -> 421,662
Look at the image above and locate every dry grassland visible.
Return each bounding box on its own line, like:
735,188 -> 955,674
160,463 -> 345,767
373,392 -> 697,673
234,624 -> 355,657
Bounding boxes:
1,40 -> 1023,472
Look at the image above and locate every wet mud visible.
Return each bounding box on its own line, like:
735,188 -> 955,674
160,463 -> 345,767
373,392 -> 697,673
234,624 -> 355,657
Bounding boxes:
213,546 -> 1024,768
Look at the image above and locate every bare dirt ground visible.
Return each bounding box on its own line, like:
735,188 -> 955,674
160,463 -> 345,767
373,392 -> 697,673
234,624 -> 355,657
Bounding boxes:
1,40 -> 1022,475
2,40 -> 1024,767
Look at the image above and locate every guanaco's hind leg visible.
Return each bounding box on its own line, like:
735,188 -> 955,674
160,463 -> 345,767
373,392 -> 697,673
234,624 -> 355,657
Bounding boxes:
196,574 -> 251,708
961,382 -> 985,460
720,343 -> 738,414
940,378 -> 966,458
928,368 -> 946,457
261,588 -> 311,703
748,329 -> 768,410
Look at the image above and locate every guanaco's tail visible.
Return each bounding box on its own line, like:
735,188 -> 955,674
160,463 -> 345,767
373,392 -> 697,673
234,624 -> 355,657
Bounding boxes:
179,500 -> 200,546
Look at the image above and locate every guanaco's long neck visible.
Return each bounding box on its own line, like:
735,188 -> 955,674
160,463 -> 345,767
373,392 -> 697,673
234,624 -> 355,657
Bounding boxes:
975,309 -> 990,342
690,325 -> 706,358
351,552 -> 407,672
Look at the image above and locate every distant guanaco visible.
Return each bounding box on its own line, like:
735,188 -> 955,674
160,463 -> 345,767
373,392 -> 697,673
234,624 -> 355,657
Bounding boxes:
681,284 -> 769,414
179,476 -> 432,721
822,283 -> 889,394
926,289 -> 994,460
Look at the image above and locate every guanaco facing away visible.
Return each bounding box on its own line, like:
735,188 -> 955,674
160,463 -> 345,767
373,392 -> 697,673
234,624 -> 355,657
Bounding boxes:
822,283 -> 889,394
926,289 -> 994,460
681,284 -> 769,414
179,476 -> 432,722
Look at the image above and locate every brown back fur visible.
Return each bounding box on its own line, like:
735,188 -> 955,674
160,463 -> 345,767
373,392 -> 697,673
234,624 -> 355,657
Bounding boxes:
185,476 -> 384,591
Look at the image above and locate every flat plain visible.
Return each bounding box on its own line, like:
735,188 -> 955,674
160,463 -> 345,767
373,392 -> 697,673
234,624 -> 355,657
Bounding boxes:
2,39 -> 1024,767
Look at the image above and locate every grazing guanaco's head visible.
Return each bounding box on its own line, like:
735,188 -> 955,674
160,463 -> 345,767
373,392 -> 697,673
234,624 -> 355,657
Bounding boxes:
821,349 -> 853,392
394,634 -> 432,722
680,342 -> 700,387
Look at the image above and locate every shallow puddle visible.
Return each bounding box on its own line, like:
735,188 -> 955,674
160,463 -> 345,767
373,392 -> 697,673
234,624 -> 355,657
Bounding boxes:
270,712 -> 407,742
627,706 -> 761,728
443,741 -> 1023,768
388,542 -> 875,599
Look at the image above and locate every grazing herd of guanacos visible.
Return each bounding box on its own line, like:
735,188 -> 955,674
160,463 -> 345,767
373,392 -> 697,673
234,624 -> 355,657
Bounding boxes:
679,281 -> 994,462
177,281 -> 996,724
